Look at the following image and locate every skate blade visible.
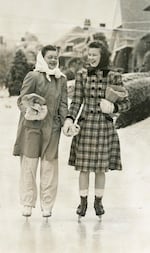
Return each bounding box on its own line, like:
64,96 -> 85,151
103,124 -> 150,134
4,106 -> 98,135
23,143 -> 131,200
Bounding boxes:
78,215 -> 84,223
23,216 -> 30,223
98,215 -> 102,222
43,216 -> 51,224
45,217 -> 49,223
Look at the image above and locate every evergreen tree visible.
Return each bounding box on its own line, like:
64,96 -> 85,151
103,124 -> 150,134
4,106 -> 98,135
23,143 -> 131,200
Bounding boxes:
6,49 -> 32,96
0,48 -> 13,88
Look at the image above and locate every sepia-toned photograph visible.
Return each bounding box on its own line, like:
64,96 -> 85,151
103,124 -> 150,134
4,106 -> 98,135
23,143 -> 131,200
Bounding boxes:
0,0 -> 150,252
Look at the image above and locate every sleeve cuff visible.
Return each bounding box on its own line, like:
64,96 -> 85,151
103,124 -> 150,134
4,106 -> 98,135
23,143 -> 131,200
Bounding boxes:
66,116 -> 74,122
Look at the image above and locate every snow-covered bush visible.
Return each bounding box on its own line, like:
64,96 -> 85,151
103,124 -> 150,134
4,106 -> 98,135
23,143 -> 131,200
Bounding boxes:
0,48 -> 13,88
115,72 -> 150,128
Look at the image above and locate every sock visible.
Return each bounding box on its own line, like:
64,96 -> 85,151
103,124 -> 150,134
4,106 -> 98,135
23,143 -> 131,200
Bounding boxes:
95,188 -> 104,198
79,189 -> 88,197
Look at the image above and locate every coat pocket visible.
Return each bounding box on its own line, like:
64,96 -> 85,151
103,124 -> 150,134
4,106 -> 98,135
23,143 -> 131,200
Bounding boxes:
23,128 -> 41,157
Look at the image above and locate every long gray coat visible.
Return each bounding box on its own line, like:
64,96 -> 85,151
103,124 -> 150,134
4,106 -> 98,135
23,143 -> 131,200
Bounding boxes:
13,71 -> 68,161
68,69 -> 130,172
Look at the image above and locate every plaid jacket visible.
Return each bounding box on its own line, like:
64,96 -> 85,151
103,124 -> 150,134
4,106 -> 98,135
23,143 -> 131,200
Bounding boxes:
68,69 -> 130,172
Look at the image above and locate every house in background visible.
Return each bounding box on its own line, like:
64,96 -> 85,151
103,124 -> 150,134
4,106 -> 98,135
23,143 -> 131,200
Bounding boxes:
55,19 -> 112,71
56,1 -> 150,73
111,0 -> 150,72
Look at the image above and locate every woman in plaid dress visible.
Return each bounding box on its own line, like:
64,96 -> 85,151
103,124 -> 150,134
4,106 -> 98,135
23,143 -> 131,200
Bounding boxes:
63,41 -> 130,218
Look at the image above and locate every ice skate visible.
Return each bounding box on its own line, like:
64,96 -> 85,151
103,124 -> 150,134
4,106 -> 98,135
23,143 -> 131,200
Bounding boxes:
22,206 -> 32,222
76,196 -> 87,222
94,196 -> 105,220
42,208 -> 51,223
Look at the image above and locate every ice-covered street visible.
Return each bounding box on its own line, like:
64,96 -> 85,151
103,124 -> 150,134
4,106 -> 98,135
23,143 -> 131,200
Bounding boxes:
0,91 -> 150,253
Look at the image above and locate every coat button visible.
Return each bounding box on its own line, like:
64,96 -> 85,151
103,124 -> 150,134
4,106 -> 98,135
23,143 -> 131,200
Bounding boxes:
98,102 -> 100,106
92,86 -> 95,90
97,110 -> 100,113
90,110 -> 94,113
98,95 -> 101,98
91,94 -> 94,98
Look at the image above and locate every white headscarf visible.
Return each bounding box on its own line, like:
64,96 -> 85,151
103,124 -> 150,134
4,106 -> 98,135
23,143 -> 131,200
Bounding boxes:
34,51 -> 65,82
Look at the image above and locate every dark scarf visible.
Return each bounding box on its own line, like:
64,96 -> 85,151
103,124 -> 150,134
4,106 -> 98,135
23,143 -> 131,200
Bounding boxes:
87,65 -> 110,77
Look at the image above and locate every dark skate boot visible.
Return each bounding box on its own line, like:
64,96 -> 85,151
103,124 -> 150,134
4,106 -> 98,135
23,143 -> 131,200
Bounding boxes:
94,196 -> 105,220
76,196 -> 87,222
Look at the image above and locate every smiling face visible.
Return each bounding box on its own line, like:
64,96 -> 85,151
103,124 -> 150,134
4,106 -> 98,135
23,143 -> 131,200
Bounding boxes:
88,48 -> 101,67
44,50 -> 58,69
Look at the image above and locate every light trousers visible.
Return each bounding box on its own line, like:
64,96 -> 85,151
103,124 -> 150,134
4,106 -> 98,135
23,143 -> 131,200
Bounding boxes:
20,155 -> 58,211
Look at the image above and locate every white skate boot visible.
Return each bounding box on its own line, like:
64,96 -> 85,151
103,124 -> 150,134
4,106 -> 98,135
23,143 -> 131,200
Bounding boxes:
42,207 -> 51,223
22,206 -> 32,222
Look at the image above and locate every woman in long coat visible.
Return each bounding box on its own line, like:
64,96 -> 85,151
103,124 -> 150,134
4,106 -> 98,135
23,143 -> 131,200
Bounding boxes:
13,45 -> 68,218
63,41 -> 130,219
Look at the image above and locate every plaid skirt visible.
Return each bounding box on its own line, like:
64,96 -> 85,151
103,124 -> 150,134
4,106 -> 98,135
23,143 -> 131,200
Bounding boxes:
68,113 -> 122,172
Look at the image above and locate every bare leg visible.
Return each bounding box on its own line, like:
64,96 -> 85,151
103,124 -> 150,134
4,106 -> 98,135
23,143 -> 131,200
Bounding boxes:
95,171 -> 105,198
79,171 -> 90,196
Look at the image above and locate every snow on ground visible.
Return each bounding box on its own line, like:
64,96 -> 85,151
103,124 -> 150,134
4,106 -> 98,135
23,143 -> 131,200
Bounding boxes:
0,88 -> 150,253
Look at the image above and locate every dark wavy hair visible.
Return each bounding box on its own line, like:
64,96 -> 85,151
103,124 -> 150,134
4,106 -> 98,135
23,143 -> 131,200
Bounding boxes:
41,45 -> 57,57
88,41 -> 111,69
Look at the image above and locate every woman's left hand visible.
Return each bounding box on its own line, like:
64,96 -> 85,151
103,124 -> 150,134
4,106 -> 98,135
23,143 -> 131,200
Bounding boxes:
100,99 -> 114,114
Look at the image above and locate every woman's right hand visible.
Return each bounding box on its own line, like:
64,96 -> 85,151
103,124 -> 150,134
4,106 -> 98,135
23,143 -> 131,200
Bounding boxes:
63,118 -> 74,136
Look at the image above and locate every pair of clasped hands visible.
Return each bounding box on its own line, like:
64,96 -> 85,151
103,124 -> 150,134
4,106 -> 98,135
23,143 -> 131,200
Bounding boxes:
63,99 -> 115,137
63,118 -> 80,137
